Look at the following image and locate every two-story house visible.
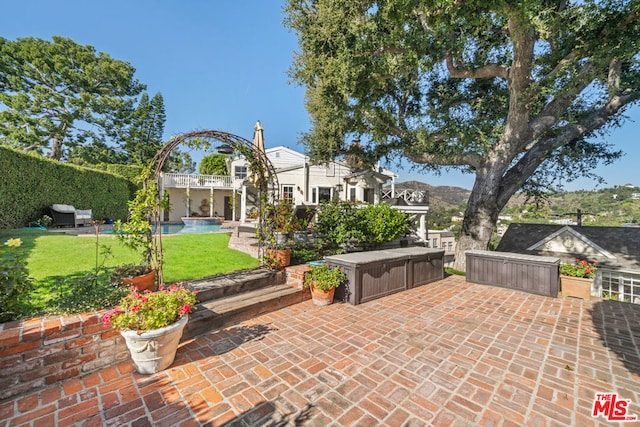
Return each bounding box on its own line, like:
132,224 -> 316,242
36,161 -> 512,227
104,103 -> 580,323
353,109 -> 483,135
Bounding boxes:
159,146 -> 398,222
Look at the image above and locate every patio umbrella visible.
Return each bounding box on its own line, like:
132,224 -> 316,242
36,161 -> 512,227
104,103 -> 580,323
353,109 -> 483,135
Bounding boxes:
250,121 -> 267,187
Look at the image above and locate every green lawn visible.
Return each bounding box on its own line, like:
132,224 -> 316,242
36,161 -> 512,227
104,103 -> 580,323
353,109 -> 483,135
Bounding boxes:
1,229 -> 259,283
0,229 -> 259,318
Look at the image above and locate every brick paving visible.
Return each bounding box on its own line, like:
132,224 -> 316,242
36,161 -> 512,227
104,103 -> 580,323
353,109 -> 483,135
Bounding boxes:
2,275 -> 640,426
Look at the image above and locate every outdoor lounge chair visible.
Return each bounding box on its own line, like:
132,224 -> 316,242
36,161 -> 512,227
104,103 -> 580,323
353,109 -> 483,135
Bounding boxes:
49,204 -> 92,227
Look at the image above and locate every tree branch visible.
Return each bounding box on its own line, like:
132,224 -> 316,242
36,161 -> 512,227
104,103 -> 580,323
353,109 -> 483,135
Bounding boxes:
498,89 -> 640,207
405,146 -> 482,169
529,60 -> 598,138
446,54 -> 509,80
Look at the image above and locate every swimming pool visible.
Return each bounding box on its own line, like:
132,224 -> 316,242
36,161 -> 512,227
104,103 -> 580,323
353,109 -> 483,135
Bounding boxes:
103,223 -> 231,235
158,223 -> 228,234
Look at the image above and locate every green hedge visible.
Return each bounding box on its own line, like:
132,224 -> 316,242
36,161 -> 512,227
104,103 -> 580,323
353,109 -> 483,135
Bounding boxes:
94,163 -> 143,183
0,146 -> 136,229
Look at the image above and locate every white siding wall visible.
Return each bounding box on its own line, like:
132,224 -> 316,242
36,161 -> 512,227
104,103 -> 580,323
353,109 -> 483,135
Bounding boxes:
266,148 -> 305,166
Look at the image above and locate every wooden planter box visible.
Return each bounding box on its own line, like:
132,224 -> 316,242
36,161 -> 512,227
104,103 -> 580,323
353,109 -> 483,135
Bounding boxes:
466,250 -> 560,297
560,275 -> 593,300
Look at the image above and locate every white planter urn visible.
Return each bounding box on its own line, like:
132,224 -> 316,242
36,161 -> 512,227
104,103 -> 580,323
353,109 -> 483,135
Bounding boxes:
120,315 -> 188,374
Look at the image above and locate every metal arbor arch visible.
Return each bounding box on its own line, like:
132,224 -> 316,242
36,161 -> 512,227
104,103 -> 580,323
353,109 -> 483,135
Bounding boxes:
143,129 -> 279,285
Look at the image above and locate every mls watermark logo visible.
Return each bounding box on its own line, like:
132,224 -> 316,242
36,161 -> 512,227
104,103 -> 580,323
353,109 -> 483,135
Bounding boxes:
592,393 -> 637,422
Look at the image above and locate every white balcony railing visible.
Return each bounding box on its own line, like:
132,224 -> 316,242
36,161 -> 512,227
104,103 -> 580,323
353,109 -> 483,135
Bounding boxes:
381,189 -> 429,205
161,173 -> 242,189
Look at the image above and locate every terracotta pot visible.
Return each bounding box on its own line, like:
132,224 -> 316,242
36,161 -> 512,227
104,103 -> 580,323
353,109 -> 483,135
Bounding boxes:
560,275 -> 592,300
266,249 -> 291,270
121,269 -> 157,292
310,282 -> 336,306
120,315 -> 188,374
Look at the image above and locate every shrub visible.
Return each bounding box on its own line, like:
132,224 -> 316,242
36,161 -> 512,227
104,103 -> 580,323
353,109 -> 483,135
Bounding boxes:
0,238 -> 32,321
45,272 -> 129,315
314,200 -> 410,249
361,203 -> 410,246
0,146 -> 134,228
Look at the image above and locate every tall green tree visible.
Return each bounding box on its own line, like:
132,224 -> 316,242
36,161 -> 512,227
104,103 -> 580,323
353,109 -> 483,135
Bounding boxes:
0,36 -> 145,160
285,0 -> 640,269
166,151 -> 196,174
199,153 -> 229,175
122,92 -> 195,173
124,92 -> 166,165
66,141 -> 127,166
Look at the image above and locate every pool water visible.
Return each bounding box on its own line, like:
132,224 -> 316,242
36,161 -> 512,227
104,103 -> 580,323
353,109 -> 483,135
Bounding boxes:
103,223 -> 229,235
157,223 -> 225,234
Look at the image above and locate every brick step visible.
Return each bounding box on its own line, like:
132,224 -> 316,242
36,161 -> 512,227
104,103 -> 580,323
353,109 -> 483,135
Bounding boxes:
188,268 -> 285,302
183,283 -> 309,340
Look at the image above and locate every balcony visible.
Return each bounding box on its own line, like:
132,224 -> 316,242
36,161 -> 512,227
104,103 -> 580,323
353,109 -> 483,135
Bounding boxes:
161,173 -> 243,190
381,189 -> 429,206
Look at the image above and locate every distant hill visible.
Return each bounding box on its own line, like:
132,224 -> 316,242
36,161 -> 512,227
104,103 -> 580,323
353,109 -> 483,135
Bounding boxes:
387,181 -> 640,227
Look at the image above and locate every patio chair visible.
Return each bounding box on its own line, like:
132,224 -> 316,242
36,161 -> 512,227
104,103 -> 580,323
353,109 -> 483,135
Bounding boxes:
49,204 -> 93,227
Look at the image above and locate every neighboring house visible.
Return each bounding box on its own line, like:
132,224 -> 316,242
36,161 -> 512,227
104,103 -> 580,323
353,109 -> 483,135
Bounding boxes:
426,230 -> 455,252
427,229 -> 456,266
496,223 -> 640,303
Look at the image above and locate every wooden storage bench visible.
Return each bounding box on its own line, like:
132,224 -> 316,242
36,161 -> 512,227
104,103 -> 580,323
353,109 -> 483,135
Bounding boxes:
326,247 -> 444,305
465,250 -> 560,297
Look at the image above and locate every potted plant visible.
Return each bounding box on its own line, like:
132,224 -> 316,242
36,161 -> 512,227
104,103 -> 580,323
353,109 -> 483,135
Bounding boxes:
303,263 -> 346,306
292,215 -> 310,243
264,199 -> 294,269
110,264 -> 156,292
101,283 -> 197,374
268,199 -> 294,242
560,258 -> 598,300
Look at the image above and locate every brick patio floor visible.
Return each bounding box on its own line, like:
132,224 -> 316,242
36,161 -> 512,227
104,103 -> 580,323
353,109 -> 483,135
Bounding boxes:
2,275 -> 640,426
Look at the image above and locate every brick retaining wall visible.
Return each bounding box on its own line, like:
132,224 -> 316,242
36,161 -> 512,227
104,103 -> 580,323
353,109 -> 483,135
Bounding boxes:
0,309 -> 128,402
0,266 -> 310,402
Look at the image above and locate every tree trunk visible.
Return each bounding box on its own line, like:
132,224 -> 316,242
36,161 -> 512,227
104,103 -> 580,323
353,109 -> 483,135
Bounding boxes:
452,176 -> 501,272
49,136 -> 63,160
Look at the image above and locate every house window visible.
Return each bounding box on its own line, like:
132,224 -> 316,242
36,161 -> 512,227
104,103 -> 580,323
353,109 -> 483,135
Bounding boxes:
432,238 -> 438,248
312,187 -> 333,203
234,166 -> 247,179
363,188 -> 374,203
448,242 -> 453,251
349,187 -> 357,202
282,185 -> 294,202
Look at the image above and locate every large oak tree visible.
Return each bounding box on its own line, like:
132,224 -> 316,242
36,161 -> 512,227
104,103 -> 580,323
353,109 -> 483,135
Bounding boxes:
0,36 -> 144,160
285,0 -> 640,270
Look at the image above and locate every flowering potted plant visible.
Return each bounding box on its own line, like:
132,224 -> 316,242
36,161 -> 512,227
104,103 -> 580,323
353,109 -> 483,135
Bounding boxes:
560,258 -> 598,300
101,283 -> 197,374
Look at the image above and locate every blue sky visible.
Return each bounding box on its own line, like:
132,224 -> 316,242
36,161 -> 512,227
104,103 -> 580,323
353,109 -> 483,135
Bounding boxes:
1,0 -> 638,191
